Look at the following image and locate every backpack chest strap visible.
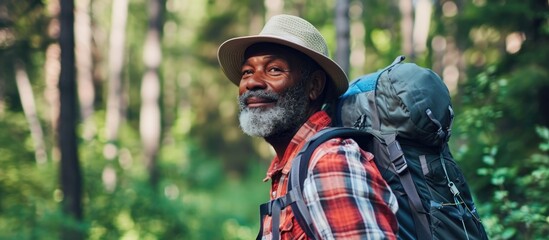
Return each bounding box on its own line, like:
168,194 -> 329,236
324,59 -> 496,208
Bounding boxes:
256,188 -> 303,240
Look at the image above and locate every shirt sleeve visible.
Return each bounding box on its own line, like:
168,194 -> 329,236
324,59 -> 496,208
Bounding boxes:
302,137 -> 399,240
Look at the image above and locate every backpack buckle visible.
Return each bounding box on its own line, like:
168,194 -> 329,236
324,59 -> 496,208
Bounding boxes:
393,155 -> 408,174
387,140 -> 408,174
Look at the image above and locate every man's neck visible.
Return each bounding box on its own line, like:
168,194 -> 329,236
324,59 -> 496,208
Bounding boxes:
265,131 -> 295,160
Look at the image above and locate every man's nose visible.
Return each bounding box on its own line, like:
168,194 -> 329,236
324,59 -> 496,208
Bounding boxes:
243,71 -> 267,91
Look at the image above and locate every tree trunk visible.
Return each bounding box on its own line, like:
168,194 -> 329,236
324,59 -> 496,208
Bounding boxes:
0,73 -> 5,116
265,0 -> 284,20
349,1 -> 365,75
335,0 -> 351,76
412,0 -> 432,56
59,0 -> 83,238
104,0 -> 128,151
140,0 -> 164,186
44,0 -> 61,160
75,0 -> 96,140
399,0 -> 414,59
248,0 -> 264,34
103,0 -> 129,191
15,61 -> 48,165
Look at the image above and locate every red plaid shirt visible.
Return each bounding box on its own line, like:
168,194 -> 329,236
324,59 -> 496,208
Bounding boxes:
261,111 -> 398,239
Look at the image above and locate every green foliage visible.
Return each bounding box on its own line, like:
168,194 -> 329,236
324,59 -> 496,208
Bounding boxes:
361,0 -> 403,71
0,108 -> 268,239
476,126 -> 549,239
452,60 -> 549,239
1,0 -> 549,239
446,1 -> 549,238
0,111 -> 59,239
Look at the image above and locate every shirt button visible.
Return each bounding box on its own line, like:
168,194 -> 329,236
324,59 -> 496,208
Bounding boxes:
272,191 -> 276,197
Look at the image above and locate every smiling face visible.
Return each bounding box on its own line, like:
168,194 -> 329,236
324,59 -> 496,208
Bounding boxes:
237,43 -> 322,138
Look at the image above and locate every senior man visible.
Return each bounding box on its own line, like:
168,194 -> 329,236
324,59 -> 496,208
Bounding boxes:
217,14 -> 398,240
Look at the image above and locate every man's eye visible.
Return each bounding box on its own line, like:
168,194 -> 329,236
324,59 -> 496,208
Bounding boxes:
267,67 -> 285,76
268,67 -> 282,72
241,69 -> 253,76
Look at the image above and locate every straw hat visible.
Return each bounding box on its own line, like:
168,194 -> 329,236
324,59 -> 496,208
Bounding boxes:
217,14 -> 348,98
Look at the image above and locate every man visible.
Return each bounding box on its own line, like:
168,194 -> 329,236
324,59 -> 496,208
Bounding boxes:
217,14 -> 398,239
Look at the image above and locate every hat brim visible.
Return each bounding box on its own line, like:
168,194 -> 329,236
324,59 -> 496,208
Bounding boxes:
217,35 -> 348,98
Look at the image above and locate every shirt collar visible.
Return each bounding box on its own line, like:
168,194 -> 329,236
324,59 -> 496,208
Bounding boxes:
263,111 -> 332,181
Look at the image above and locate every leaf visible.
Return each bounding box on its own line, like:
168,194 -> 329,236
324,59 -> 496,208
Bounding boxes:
483,155 -> 495,165
501,228 -> 517,239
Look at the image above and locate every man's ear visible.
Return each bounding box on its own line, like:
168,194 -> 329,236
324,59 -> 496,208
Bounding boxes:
308,70 -> 326,101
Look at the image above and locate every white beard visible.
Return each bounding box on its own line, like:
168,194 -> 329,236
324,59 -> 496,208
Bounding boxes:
238,82 -> 309,138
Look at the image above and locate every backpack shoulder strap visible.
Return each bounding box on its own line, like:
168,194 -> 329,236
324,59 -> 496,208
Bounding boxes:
291,128 -> 432,240
289,127 -> 373,239
381,133 -> 432,240
255,127 -> 369,240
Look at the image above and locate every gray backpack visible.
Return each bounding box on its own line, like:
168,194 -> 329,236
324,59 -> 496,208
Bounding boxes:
257,56 -> 489,240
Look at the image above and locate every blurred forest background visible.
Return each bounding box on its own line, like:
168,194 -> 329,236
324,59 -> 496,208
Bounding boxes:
0,0 -> 548,239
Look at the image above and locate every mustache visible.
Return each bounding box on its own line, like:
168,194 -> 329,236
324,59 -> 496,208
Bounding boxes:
238,90 -> 279,109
